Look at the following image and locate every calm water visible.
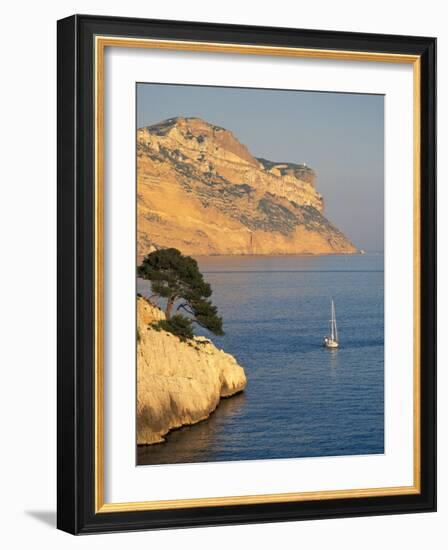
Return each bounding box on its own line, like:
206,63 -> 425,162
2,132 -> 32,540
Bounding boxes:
137,254 -> 384,465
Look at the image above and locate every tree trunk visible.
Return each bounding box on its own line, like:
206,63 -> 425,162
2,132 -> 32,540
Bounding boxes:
166,296 -> 175,320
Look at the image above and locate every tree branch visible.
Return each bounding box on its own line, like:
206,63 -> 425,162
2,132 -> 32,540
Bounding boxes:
177,303 -> 195,316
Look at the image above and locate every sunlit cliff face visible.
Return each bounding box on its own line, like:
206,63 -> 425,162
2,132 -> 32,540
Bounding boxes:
137,117 -> 357,259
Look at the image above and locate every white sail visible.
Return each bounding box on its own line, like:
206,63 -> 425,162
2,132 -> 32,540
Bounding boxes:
331,300 -> 338,342
330,300 -> 334,340
324,299 -> 339,348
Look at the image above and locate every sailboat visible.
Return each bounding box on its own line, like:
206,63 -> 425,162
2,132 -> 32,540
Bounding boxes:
323,299 -> 339,349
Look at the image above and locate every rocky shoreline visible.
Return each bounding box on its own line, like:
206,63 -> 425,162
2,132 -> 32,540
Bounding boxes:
137,297 -> 247,445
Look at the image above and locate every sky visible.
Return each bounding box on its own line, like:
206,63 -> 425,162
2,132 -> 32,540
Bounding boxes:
137,83 -> 384,252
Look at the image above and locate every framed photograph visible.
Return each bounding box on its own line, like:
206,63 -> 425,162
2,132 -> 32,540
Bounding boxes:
57,14 -> 436,534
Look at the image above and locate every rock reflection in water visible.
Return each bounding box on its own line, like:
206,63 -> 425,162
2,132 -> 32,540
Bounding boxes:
137,392 -> 247,465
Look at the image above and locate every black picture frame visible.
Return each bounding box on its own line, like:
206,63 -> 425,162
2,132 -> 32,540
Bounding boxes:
57,14 -> 436,534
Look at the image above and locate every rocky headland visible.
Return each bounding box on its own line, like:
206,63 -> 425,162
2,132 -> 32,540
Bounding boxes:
137,116 -> 357,259
137,296 -> 247,445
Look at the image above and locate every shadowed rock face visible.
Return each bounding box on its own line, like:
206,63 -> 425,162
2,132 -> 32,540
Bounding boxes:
137,117 -> 357,258
137,298 -> 247,445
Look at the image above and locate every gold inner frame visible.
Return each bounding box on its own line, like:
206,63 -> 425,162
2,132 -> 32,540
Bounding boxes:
94,36 -> 421,513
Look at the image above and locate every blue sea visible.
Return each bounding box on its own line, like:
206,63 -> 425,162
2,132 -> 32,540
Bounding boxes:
137,253 -> 384,465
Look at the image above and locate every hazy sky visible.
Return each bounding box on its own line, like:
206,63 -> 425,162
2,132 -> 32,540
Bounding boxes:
137,83 -> 384,251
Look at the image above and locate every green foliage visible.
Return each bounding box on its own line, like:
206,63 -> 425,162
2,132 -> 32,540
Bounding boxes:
138,248 -> 211,302
153,315 -> 194,342
137,248 -> 224,339
183,298 -> 224,336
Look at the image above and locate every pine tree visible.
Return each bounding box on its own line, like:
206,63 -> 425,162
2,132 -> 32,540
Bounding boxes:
137,248 -> 224,339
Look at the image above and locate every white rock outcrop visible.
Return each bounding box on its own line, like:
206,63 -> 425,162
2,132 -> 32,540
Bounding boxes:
137,297 -> 247,445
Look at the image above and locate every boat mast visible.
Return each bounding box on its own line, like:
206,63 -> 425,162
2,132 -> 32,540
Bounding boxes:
333,300 -> 338,342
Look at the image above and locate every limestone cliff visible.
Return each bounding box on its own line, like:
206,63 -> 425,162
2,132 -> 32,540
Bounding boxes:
137,117 -> 357,258
137,297 -> 247,445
